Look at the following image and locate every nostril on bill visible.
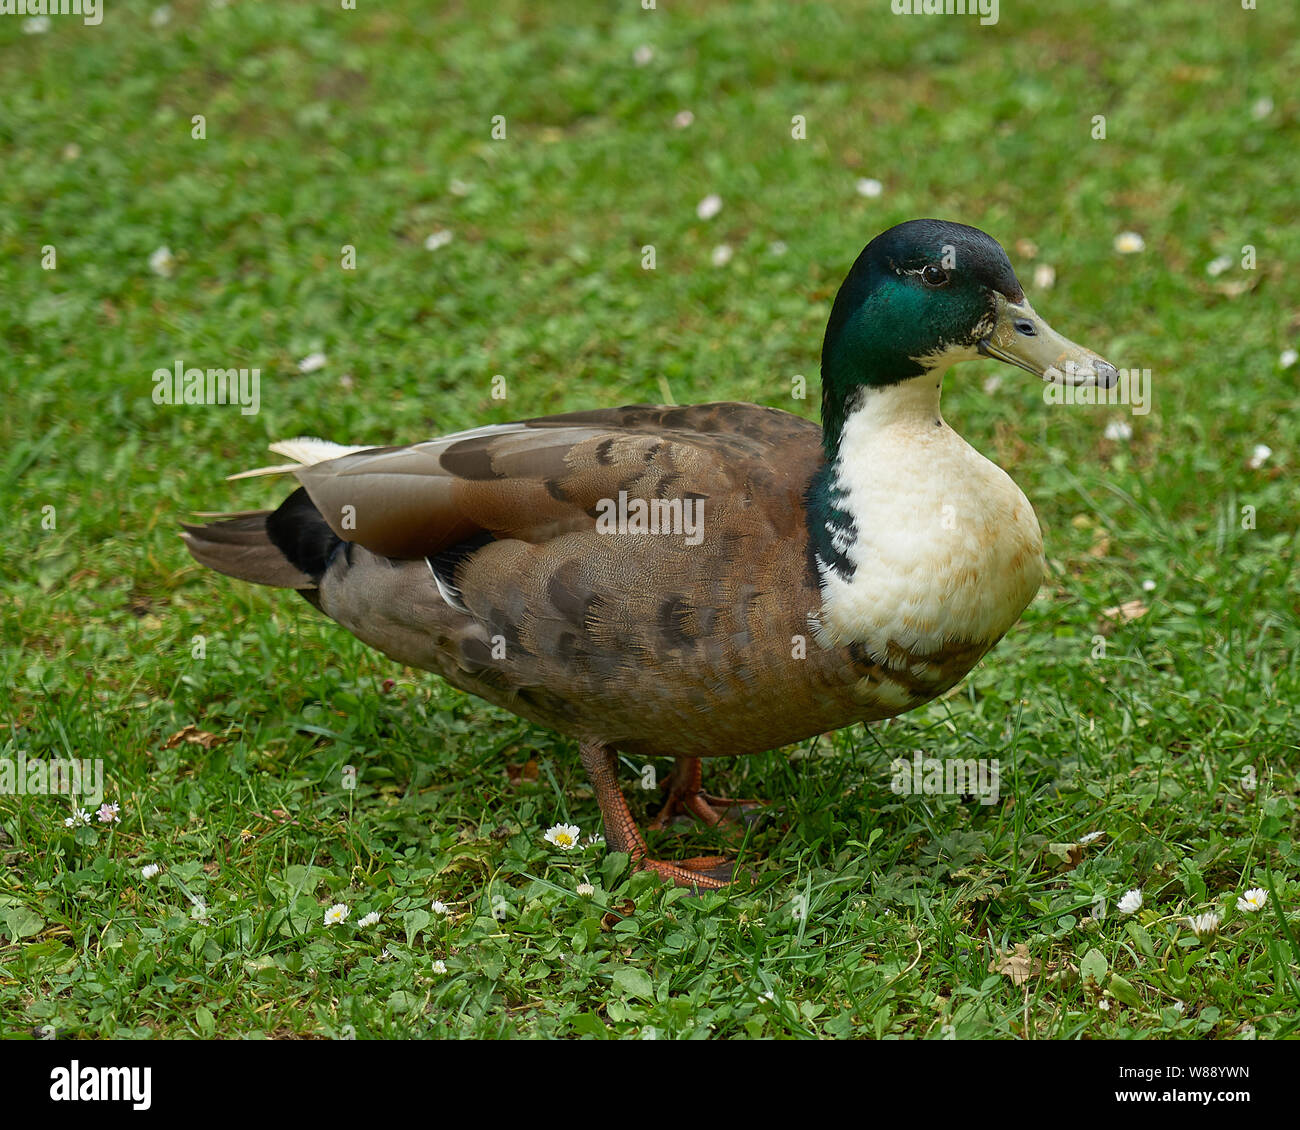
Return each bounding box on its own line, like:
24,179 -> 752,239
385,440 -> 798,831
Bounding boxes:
1013,319 -> 1036,336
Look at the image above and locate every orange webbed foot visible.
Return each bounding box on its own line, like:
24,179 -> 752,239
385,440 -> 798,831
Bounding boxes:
580,744 -> 748,890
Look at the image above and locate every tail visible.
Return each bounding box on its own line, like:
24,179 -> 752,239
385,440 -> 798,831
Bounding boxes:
181,488 -> 344,601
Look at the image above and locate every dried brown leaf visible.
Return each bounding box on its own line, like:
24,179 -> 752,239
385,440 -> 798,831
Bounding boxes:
990,944 -> 1077,987
162,725 -> 222,750
990,944 -> 1037,986
505,759 -> 539,786
600,899 -> 636,933
1098,600 -> 1148,634
1045,842 -> 1086,871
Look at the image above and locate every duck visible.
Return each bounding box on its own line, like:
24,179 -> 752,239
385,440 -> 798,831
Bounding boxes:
183,218 -> 1116,889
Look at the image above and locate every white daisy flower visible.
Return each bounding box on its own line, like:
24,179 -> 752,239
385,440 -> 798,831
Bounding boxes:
1032,263 -> 1056,289
545,823 -> 580,850
1251,96 -> 1273,120
1205,256 -> 1233,278
148,246 -> 176,277
1247,444 -> 1272,470
141,864 -> 162,880
711,244 -> 733,268
576,881 -> 595,898
855,177 -> 883,198
1141,579 -> 1156,592
1104,419 -> 1133,442
1118,889 -> 1143,915
23,15 -> 51,34
424,229 -> 453,251
358,911 -> 381,928
431,899 -> 450,915
64,808 -> 92,828
1113,231 -> 1145,254
432,959 -> 448,974
1236,888 -> 1267,913
1280,349 -> 1298,370
696,194 -> 722,221
1187,912 -> 1220,939
298,351 -> 327,374
673,110 -> 694,129
633,45 -> 654,66
323,903 -> 350,927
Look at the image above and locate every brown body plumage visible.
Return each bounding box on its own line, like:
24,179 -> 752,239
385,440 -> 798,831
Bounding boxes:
195,405 -> 992,753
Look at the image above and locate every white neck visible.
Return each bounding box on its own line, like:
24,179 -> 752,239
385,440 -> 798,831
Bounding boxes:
845,372 -> 945,433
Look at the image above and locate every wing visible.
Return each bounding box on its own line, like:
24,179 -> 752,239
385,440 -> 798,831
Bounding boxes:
215,402 -> 840,758
277,402 -> 823,559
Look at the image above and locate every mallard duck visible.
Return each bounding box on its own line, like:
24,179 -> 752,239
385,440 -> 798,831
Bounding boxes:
184,219 -> 1115,889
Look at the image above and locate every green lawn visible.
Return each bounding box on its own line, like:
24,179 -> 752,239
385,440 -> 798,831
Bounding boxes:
1,0 -> 1297,1039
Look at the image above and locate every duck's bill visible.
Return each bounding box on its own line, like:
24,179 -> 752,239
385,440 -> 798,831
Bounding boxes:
978,294 -> 1118,388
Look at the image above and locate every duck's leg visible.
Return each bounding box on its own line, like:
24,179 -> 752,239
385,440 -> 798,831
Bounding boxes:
579,742 -> 733,889
649,756 -> 766,830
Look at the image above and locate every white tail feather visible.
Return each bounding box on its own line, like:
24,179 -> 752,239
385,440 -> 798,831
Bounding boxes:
225,437 -> 374,481
268,437 -> 373,465
227,463 -> 304,481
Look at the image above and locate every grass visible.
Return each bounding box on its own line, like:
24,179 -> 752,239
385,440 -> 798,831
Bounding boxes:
1,0 -> 1298,1039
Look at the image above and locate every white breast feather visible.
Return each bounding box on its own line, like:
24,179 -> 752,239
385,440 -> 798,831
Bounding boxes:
816,377 -> 1044,660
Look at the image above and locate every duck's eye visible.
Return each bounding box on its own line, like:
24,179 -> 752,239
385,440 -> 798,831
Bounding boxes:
921,265 -> 949,287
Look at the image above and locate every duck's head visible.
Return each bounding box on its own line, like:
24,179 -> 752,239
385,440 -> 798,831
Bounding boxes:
820,218 -> 1116,451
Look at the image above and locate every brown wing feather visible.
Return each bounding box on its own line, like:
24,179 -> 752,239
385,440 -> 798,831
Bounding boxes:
293,403 -> 821,558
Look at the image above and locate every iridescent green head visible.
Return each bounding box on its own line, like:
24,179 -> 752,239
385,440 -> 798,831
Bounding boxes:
819,218 -> 1116,455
